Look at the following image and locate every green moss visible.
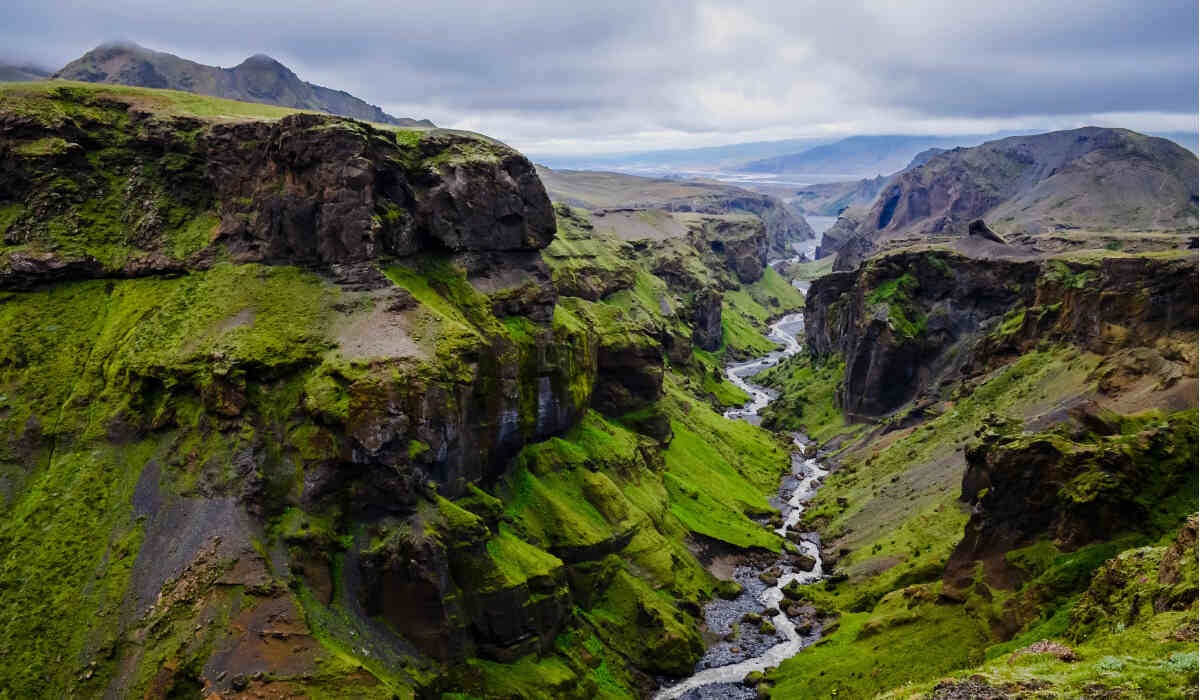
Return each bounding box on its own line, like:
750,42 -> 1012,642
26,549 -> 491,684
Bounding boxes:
866,272 -> 926,339
721,300 -> 779,356
486,525 -> 564,587
583,569 -> 704,676
0,202 -> 25,236
692,348 -> 750,407
432,494 -> 490,545
165,212 -> 218,259
744,265 -> 806,313
927,253 -> 955,278
1044,260 -> 1100,289
12,136 -> 72,156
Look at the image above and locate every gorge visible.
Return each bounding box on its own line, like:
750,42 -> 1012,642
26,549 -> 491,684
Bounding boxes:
0,79 -> 1196,700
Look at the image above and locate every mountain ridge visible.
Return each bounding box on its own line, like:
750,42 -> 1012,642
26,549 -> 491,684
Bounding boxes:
53,41 -> 433,127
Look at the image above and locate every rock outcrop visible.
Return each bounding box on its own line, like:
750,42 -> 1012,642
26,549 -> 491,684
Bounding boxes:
805,250 -> 1199,419
945,412 -> 1198,605
1,97 -> 554,288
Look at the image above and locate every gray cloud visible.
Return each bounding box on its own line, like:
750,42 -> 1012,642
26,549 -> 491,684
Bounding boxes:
2,0 -> 1195,154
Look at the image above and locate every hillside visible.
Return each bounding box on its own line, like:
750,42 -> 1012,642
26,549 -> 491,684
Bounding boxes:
53,41 -> 433,127
535,165 -> 814,255
820,127 -> 1199,268
0,62 -> 51,82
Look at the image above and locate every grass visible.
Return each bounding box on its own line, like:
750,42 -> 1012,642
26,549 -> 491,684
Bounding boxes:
0,80 -> 315,123
758,353 -> 851,443
788,255 -> 835,282
767,590 -> 991,699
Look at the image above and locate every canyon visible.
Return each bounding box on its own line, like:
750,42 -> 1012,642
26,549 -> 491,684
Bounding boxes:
0,80 -> 1196,700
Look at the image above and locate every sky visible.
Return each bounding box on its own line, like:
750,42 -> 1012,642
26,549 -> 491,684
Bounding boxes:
3,0 -> 1197,156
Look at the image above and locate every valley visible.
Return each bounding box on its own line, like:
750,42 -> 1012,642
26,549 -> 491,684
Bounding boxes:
0,76 -> 1195,700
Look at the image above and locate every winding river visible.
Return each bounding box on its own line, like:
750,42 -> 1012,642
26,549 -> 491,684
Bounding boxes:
654,306 -> 831,699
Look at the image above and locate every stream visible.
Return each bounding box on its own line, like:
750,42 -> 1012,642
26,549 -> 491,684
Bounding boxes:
654,271 -> 830,699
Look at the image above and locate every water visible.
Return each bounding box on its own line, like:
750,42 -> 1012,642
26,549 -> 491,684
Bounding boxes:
654,307 -> 830,699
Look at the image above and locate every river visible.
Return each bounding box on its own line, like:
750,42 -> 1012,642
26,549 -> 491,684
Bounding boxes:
654,303 -> 830,699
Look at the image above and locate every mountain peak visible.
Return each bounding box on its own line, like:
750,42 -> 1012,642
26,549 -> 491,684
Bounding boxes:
237,53 -> 288,70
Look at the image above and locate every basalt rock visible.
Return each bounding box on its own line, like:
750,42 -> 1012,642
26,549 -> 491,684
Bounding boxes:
805,250 -> 1199,419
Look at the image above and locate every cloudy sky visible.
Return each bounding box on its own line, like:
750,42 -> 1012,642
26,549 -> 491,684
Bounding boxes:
4,0 -> 1197,155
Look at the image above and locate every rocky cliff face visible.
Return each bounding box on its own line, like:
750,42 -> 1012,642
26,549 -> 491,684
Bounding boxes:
656,192 -> 813,256
1,96 -> 551,289
534,165 -> 814,256
804,250 -> 1199,419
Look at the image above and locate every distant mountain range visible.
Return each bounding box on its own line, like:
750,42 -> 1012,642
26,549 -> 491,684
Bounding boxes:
819,127 -> 1199,266
739,133 -> 1036,177
46,42 -> 432,127
531,137 -> 836,172
0,63 -> 51,82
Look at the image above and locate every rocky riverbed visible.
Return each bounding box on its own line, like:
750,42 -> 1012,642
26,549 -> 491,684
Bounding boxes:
655,314 -> 831,700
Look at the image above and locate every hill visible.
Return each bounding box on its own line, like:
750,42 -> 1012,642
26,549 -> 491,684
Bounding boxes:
536,165 -> 815,255
53,41 -> 432,127
820,127 -> 1198,268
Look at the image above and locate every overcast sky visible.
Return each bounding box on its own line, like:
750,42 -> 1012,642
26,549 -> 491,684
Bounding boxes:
3,0 -> 1197,155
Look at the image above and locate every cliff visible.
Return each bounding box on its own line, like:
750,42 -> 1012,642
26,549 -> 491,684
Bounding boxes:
756,244 -> 1198,698
804,249 -> 1198,419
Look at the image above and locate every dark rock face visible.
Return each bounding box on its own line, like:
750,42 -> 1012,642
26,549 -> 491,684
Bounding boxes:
805,252 -> 1038,418
591,338 -> 665,416
682,214 -> 768,283
805,251 -> 1199,420
691,287 -> 724,351
1,109 -> 555,288
204,114 -> 555,264
815,212 -> 860,261
967,219 -> 1005,244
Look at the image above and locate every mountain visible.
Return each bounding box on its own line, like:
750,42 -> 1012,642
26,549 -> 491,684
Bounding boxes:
0,62 -> 51,82
740,133 -> 1031,177
535,165 -> 815,254
531,137 -> 835,171
768,148 -> 945,217
53,41 -> 433,126
820,126 -> 1198,267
